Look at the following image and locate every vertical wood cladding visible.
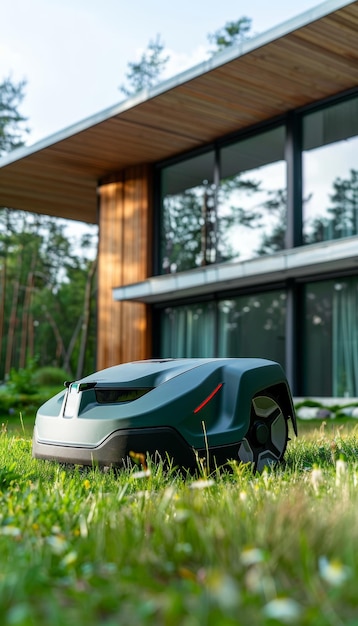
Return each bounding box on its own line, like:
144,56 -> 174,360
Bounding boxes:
97,165 -> 152,369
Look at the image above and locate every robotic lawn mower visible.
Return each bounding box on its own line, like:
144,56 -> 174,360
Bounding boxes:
33,358 -> 296,472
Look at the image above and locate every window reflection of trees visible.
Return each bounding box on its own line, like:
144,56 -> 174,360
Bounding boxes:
217,175 -> 287,259
161,99 -> 358,273
161,127 -> 287,274
162,185 -> 208,273
303,97 -> 358,244
304,169 -> 358,244
162,166 -> 358,274
161,167 -> 287,273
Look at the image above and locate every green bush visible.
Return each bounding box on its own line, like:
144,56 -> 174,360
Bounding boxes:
0,363 -> 67,419
7,360 -> 37,395
0,389 -> 53,418
32,366 -> 68,387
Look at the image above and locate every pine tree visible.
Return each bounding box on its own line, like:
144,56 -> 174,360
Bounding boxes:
0,76 -> 28,156
119,35 -> 169,97
207,17 -> 252,53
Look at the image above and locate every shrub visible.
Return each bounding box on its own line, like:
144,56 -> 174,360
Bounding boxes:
0,389 -> 55,418
7,360 -> 37,395
32,366 -> 68,387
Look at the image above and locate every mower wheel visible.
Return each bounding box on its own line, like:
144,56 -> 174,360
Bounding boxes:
238,394 -> 289,472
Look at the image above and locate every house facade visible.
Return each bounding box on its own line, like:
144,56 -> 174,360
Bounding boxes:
0,0 -> 358,396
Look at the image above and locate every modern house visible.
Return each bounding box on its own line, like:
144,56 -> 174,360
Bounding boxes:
0,0 -> 357,397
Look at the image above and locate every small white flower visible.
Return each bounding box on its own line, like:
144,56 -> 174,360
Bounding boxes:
241,547 -> 265,567
131,469 -> 151,479
190,479 -> 215,490
263,598 -> 302,623
206,571 -> 240,610
335,458 -> 347,486
311,466 -> 324,492
47,535 -> 68,555
0,526 -> 21,537
319,556 -> 350,587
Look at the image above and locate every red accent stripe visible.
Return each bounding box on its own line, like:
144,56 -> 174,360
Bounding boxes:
193,383 -> 223,414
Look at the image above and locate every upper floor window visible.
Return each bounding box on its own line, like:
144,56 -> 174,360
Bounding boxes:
159,93 -> 358,274
303,96 -> 358,244
160,151 -> 215,273
219,126 -> 286,261
160,126 -> 286,274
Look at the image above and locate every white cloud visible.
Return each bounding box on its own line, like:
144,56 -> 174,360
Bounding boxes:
163,45 -> 210,79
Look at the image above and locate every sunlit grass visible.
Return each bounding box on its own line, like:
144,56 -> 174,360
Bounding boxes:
0,419 -> 358,624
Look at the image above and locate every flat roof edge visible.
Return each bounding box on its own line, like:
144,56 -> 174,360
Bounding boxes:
0,0 -> 354,170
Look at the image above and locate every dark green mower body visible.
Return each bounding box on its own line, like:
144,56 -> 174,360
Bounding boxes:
33,358 -> 296,471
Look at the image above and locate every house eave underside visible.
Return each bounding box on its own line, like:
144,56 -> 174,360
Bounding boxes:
0,0 -> 357,224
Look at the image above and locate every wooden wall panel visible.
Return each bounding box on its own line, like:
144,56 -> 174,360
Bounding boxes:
97,165 -> 152,370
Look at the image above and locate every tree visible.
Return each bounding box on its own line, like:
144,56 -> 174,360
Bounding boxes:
0,76 -> 28,156
119,15 -> 253,98
162,187 -> 209,272
162,175 -> 262,272
305,169 -> 358,243
207,17 -> 252,53
76,256 -> 97,379
0,77 -> 99,380
0,76 -> 29,374
327,169 -> 358,238
119,35 -> 169,97
255,189 -> 287,255
0,209 -> 98,380
28,223 -> 98,378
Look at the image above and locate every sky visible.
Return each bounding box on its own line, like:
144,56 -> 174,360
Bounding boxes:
2,0 -> 325,146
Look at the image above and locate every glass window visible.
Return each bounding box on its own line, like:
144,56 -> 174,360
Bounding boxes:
160,151 -> 215,274
160,126 -> 287,274
217,291 -> 286,366
160,302 -> 215,357
303,277 -> 358,397
160,292 -> 286,364
303,97 -> 358,244
218,126 -> 286,261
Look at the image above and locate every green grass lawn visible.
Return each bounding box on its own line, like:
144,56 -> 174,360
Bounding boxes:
0,417 -> 358,625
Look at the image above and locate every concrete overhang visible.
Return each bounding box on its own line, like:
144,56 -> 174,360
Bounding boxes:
113,238 -> 358,303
